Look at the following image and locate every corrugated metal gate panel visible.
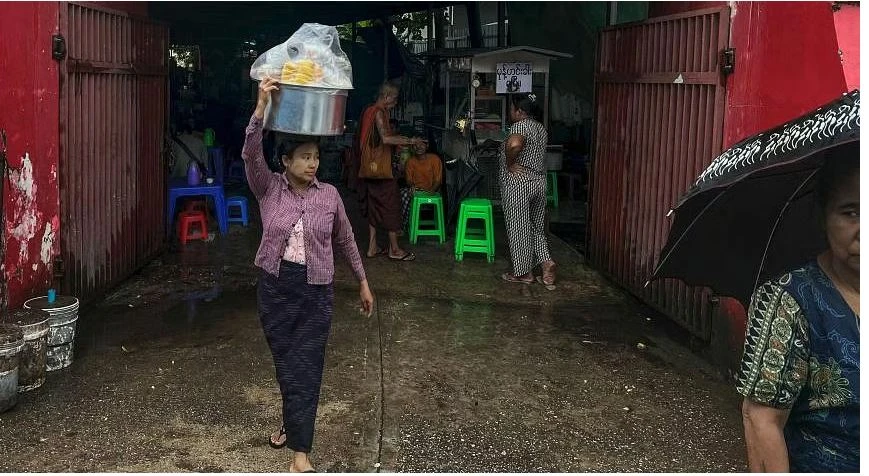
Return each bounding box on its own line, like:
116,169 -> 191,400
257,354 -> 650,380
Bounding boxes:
59,2 -> 167,304
588,8 -> 729,340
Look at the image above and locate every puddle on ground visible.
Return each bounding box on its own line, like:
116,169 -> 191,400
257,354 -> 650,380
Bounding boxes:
74,289 -> 259,359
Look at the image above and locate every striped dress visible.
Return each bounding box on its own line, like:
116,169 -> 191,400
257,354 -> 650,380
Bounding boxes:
499,118 -> 551,276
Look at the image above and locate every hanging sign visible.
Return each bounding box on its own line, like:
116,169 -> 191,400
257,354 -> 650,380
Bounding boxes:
496,62 -> 532,94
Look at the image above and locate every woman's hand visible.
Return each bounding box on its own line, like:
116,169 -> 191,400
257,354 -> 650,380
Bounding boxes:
359,280 -> 374,317
254,77 -> 280,119
508,163 -> 522,175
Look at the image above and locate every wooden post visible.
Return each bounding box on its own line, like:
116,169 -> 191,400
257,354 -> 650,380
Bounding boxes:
427,6 -> 434,52
467,2 -> 483,48
434,7 -> 445,49
543,69 -> 550,129
497,2 -> 506,47
383,19 -> 389,82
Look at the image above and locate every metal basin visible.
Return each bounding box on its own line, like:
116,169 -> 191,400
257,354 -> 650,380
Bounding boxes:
264,85 -> 348,136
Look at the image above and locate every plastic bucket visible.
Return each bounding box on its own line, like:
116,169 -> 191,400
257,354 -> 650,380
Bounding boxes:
545,145 -> 564,171
10,309 -> 51,392
24,296 -> 80,371
0,325 -> 24,413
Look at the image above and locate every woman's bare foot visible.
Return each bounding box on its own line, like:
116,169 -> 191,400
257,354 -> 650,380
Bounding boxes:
290,452 -> 315,473
367,246 -> 386,258
538,260 -> 557,290
268,426 -> 286,449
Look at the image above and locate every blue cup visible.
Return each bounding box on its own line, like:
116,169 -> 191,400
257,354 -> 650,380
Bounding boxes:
47,289 -> 56,304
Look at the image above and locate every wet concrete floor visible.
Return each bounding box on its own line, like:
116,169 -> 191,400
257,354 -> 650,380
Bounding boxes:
0,186 -> 746,472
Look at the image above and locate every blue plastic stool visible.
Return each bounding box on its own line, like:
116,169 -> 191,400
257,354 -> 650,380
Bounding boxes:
226,196 -> 249,227
207,147 -> 224,183
228,159 -> 245,182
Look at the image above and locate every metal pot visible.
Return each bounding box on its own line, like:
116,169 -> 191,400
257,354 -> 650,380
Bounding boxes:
264,85 -> 348,136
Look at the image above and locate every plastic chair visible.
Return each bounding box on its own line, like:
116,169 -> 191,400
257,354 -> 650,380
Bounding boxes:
454,198 -> 495,263
167,179 -> 229,236
180,199 -> 211,232
226,196 -> 249,227
178,211 -> 209,245
409,191 -> 445,244
546,171 -> 559,208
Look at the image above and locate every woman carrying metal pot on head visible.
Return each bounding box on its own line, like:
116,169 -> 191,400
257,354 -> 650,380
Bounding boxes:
499,93 -> 557,289
243,77 -> 374,473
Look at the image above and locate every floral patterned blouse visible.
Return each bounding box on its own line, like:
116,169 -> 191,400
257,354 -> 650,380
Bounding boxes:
736,260 -> 859,472
282,218 -> 306,265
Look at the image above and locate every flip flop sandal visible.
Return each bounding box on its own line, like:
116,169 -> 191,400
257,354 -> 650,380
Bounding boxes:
536,275 -> 557,291
502,273 -> 534,284
268,426 -> 286,449
389,251 -> 416,261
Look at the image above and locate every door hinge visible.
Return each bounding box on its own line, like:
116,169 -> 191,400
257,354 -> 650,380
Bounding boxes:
52,34 -> 66,61
721,48 -> 735,76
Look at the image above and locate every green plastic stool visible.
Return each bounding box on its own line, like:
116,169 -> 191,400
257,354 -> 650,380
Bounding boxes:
203,128 -> 216,147
546,171 -> 559,208
409,191 -> 446,244
454,198 -> 495,263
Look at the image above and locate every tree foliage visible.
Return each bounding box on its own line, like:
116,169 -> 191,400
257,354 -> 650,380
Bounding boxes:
391,12 -> 431,42
337,20 -> 373,41
337,8 -> 449,44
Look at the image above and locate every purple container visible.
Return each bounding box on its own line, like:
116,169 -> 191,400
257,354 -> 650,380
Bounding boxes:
187,161 -> 201,186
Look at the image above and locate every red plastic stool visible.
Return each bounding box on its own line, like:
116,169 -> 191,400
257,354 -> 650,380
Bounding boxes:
178,211 -> 208,245
185,199 -> 207,213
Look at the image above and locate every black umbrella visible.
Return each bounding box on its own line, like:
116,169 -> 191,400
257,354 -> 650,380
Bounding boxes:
651,90 -> 860,306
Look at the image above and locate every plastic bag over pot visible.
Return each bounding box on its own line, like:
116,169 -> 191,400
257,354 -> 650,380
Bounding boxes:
249,23 -> 353,89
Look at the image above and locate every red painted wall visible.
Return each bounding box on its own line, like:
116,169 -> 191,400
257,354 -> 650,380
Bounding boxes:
0,2 -> 62,310
723,1 -> 848,148
648,2 -> 851,148
647,1 -> 853,371
833,3 -> 860,91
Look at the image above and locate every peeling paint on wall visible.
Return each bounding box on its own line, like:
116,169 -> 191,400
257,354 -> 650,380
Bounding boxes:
8,153 -> 41,264
40,221 -> 54,265
0,1 -> 62,309
10,153 -> 36,200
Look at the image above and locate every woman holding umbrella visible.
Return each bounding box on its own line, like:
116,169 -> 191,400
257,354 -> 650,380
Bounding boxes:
652,91 -> 860,473
737,150 -> 859,472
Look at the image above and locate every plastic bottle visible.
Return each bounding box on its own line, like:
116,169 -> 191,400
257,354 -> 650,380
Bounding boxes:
187,161 -> 201,186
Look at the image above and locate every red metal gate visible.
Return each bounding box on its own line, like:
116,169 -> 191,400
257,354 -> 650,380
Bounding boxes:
58,2 -> 168,303
588,7 -> 730,340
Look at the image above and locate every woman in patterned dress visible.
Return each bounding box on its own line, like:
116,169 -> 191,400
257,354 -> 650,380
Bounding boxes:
737,149 -> 859,472
500,93 -> 557,289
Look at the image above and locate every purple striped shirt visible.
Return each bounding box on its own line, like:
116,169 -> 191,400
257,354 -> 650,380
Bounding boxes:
242,114 -> 366,284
